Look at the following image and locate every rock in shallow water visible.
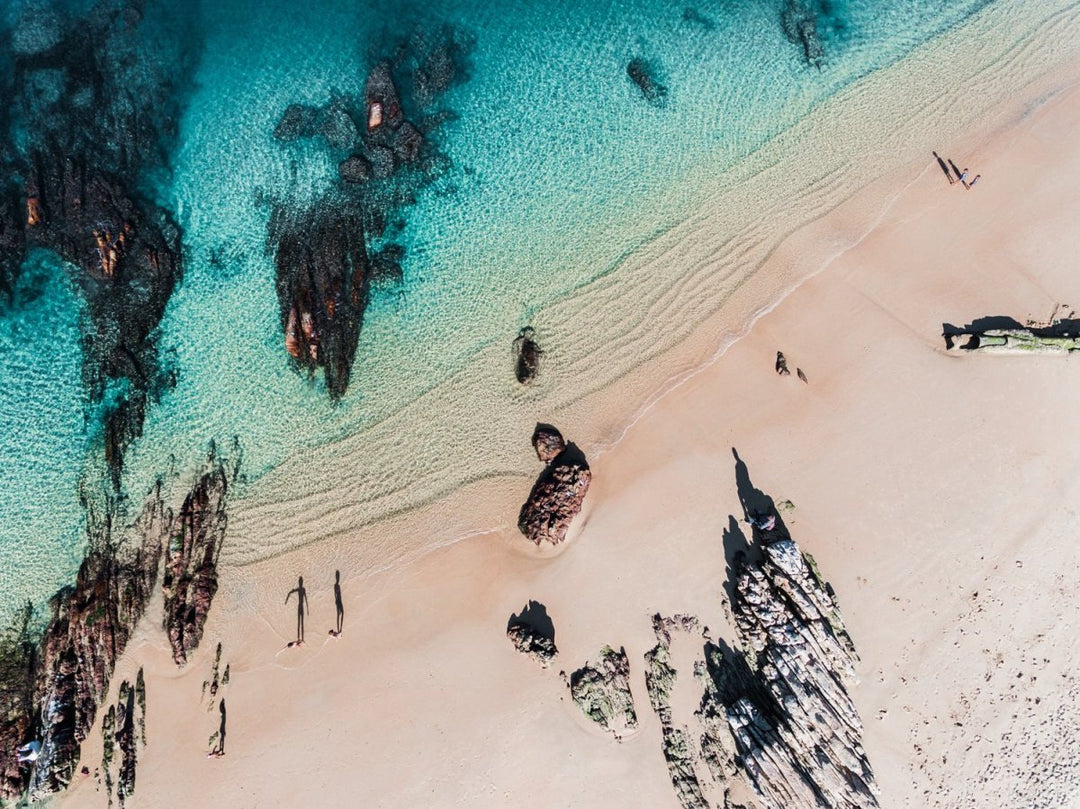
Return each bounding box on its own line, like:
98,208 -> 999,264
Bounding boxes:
518,424 -> 590,545
513,326 -> 542,384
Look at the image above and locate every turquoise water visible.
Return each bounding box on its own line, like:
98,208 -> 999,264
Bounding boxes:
1,0 -> 997,617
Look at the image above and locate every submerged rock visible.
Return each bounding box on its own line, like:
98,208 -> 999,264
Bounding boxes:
781,1 -> 825,67
513,326 -> 542,384
518,424 -> 591,546
271,31 -> 472,399
627,58 -> 669,107
273,96 -> 358,151
569,646 -> 638,736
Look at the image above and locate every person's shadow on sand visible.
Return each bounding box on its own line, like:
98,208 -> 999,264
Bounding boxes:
286,576 -> 309,646
329,570 -> 344,637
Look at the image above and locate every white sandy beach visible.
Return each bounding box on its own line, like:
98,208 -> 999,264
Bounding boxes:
57,5 -> 1080,808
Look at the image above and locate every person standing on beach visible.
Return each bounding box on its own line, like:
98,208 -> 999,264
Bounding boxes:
286,576 -> 309,644
959,167 -> 969,185
969,174 -> 981,187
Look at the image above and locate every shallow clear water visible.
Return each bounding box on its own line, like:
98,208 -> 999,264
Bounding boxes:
1,0 -> 997,617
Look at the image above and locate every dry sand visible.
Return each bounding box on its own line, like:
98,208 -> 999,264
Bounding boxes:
59,21 -> 1080,809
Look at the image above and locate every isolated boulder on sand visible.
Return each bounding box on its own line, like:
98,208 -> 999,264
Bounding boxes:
518,424 -> 591,546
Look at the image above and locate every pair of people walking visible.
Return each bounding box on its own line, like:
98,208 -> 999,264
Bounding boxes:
285,570 -> 344,645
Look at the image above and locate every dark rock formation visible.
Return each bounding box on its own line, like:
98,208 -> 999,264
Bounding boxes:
569,646 -> 638,737
644,614 -> 714,809
0,603 -> 38,800
26,486 -> 167,800
530,423 -> 565,464
338,155 -> 373,184
1,0 -> 193,488
271,205 -> 371,400
943,313 -> 1080,353
162,456 -> 232,667
518,424 -> 591,546
273,95 -> 358,150
781,1 -> 826,67
506,601 -> 558,668
271,29 -> 472,398
682,7 -> 717,31
0,449 -> 237,803
700,526 -> 878,809
627,58 -> 669,107
513,326 -> 542,384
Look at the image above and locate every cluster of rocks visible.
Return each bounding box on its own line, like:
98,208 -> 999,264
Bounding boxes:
518,424 -> 591,546
270,27 -> 471,399
626,57 -> 669,107
781,1 -> 826,67
0,0 -> 192,489
703,529 -> 878,809
509,444 -> 876,809
568,646 -> 638,738
100,670 -> 145,808
0,448 -> 238,803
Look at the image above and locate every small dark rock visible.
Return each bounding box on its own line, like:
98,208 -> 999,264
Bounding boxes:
627,58 -> 668,107
506,601 -> 558,668
775,351 -> 790,376
531,423 -> 566,464
514,326 -> 542,384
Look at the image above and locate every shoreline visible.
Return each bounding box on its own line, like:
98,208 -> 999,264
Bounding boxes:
219,0 -> 1080,576
54,17 -> 1080,808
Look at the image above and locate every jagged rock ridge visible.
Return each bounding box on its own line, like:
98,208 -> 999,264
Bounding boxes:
702,530 -> 878,809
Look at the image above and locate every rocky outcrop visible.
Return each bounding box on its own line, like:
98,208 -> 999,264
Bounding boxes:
26,486 -> 167,800
701,526 -> 877,809
513,326 -> 542,384
0,449 -> 237,803
943,318 -> 1080,354
271,205 -> 371,400
2,0 -> 192,489
506,601 -> 558,668
162,452 -> 233,667
781,1 -> 825,67
627,58 -> 668,107
644,615 -> 713,809
518,424 -> 591,546
569,646 -> 638,737
271,27 -> 472,398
